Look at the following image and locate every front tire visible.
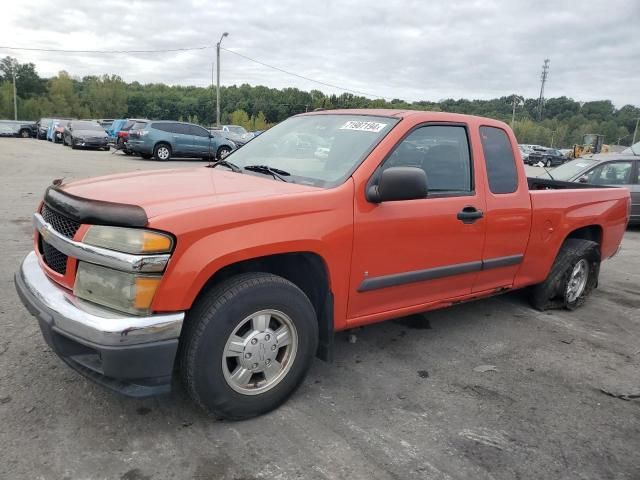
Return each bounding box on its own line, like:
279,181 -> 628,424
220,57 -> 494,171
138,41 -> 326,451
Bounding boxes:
154,143 -> 171,161
180,273 -> 318,420
529,238 -> 600,311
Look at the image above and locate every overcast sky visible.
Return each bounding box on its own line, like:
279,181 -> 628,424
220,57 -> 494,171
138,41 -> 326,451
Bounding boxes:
1,0 -> 639,106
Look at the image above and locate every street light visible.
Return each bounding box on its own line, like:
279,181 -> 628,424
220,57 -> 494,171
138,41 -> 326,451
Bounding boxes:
216,32 -> 229,127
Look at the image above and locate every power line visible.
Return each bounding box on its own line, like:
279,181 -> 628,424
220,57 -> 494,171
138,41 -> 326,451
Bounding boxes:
0,43 -> 394,99
0,45 -> 211,54
221,47 -> 393,100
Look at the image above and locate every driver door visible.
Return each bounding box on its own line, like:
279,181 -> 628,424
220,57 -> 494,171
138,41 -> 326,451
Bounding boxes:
347,124 -> 486,321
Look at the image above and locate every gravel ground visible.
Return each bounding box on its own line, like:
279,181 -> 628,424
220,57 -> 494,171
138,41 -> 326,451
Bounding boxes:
0,138 -> 639,480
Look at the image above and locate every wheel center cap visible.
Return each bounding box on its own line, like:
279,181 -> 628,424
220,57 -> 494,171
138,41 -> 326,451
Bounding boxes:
240,330 -> 279,370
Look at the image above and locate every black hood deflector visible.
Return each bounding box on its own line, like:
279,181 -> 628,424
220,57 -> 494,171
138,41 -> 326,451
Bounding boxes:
44,185 -> 148,227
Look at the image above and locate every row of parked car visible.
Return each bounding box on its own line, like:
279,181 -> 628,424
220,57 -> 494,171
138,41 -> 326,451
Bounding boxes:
31,117 -> 263,161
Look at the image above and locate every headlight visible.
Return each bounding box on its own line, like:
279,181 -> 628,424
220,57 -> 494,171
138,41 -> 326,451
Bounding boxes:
74,262 -> 161,315
83,226 -> 173,254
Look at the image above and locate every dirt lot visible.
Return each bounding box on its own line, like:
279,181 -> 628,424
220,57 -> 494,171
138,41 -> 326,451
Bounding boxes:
0,138 -> 639,480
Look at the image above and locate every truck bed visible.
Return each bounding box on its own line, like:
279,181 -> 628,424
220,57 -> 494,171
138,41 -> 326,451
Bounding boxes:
527,177 -> 611,190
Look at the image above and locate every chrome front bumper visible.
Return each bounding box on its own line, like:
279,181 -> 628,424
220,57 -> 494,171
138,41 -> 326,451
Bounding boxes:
16,251 -> 184,346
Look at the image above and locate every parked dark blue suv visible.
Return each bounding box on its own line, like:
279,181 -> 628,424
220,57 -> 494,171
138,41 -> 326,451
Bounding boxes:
127,121 -> 236,161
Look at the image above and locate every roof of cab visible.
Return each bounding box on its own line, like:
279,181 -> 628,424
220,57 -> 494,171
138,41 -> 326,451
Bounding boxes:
298,108 -> 511,128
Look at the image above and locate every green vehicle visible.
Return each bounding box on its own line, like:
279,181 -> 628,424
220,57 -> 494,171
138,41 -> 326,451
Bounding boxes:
127,120 -> 236,161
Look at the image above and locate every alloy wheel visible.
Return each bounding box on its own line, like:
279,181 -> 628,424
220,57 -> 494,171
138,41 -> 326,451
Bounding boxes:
222,309 -> 298,395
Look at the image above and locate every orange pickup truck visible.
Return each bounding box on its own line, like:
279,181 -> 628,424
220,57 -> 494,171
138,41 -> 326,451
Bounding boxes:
15,110 -> 630,419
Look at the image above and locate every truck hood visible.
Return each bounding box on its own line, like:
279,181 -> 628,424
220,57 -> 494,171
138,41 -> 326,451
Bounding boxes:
59,168 -> 319,218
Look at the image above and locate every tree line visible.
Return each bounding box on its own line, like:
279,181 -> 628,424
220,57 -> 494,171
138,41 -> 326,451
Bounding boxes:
1,56 -> 638,147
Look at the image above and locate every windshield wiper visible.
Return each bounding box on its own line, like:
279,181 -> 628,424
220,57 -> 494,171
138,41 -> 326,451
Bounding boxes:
208,159 -> 241,173
244,165 -> 290,182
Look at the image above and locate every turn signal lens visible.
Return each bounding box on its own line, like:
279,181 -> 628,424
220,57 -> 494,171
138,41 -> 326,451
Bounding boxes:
83,226 -> 173,254
133,277 -> 162,310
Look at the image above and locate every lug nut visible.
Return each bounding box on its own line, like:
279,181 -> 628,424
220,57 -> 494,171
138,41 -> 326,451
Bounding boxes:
251,338 -> 258,345
265,359 -> 271,366
265,334 -> 271,341
251,363 -> 258,369
271,345 -> 276,351
245,353 -> 251,359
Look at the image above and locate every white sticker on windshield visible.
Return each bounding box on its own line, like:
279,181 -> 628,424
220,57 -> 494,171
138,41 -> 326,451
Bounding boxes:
575,163 -> 589,167
340,120 -> 387,133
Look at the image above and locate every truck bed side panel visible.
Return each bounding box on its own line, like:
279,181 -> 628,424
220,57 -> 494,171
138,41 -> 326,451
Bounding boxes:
514,188 -> 629,288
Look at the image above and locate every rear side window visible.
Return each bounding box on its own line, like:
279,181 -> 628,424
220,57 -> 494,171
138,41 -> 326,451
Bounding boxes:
151,123 -> 169,132
171,123 -> 190,135
480,126 -> 518,194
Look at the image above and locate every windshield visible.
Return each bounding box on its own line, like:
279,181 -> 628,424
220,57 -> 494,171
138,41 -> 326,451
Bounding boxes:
622,141 -> 639,155
73,121 -> 103,131
225,114 -> 398,187
227,126 -> 247,135
537,158 -> 597,180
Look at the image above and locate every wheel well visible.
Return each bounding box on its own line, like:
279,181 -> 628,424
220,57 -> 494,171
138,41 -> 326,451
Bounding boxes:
155,141 -> 171,151
195,252 -> 334,361
565,225 -> 602,254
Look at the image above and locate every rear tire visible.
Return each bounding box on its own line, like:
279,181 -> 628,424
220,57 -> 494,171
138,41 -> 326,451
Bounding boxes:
529,238 -> 600,311
154,143 -> 171,161
19,129 -> 30,138
180,272 -> 318,420
217,146 -> 231,160
545,159 -> 552,168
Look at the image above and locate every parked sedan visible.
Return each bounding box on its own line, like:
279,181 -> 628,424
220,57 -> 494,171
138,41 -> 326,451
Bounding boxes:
537,154 -> 639,225
128,121 -> 236,161
526,148 -> 566,167
63,120 -> 110,150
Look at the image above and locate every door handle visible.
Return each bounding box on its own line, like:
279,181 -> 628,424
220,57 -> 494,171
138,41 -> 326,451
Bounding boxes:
457,206 -> 484,224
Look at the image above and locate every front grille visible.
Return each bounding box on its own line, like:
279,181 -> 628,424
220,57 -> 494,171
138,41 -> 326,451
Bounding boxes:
42,205 -> 80,238
40,205 -> 81,274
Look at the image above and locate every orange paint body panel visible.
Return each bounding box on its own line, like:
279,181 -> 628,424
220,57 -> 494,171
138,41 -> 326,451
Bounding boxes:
37,110 -> 630,333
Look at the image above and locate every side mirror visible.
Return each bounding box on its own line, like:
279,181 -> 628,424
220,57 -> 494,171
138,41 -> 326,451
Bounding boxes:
367,167 -> 427,203
578,176 -> 589,183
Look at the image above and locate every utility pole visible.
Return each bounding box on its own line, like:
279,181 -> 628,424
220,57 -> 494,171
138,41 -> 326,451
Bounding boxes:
633,117 -> 640,145
216,32 -> 229,127
511,94 -> 523,127
11,59 -> 17,120
537,59 -> 550,121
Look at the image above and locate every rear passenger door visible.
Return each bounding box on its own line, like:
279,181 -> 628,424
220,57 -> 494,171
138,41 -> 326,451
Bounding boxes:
472,126 -> 532,292
189,125 -> 213,158
170,123 -> 192,155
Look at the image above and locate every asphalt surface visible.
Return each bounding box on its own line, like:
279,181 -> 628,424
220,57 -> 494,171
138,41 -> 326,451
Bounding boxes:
1,138 -> 639,480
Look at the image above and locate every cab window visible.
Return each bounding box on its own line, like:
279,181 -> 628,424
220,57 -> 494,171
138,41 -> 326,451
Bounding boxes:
480,126 -> 518,194
380,125 -> 472,194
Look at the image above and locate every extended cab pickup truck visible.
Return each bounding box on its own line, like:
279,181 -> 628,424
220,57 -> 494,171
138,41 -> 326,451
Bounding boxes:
15,110 -> 630,419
